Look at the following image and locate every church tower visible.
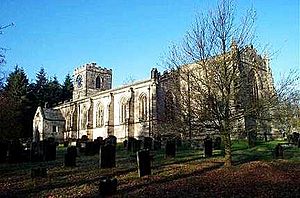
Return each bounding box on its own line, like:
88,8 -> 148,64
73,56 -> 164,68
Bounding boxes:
73,62 -> 112,100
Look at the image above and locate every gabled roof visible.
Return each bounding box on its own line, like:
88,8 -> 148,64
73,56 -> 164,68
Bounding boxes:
35,106 -> 65,121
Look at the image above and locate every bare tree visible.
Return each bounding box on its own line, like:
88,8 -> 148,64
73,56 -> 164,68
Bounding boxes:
162,0 -> 263,167
0,23 -> 14,87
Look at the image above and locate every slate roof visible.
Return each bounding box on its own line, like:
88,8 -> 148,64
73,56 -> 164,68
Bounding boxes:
41,107 -> 65,121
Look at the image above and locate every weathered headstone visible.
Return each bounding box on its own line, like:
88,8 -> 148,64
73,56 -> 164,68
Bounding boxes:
204,137 -> 213,157
99,144 -> 116,168
64,146 -> 77,167
274,144 -> 283,159
165,141 -> 176,158
143,137 -> 153,150
214,137 -> 222,150
31,167 -> 47,178
99,177 -> 117,196
137,150 -> 151,177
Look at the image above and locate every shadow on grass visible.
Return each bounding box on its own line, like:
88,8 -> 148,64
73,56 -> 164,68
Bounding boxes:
116,161 -> 224,196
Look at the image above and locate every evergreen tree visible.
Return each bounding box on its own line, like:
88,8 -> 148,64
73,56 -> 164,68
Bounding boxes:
47,76 -> 63,106
34,67 -> 48,106
0,66 -> 29,138
62,73 -> 73,101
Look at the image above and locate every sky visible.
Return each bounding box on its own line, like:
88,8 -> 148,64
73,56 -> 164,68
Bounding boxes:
0,0 -> 299,87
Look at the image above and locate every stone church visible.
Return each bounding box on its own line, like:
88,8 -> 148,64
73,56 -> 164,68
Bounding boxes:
33,45 -> 275,143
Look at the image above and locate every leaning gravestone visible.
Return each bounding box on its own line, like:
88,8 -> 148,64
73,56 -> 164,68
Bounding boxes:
99,144 -> 116,168
99,177 -> 118,196
204,137 -> 213,157
143,137 -> 153,150
64,146 -> 77,167
214,137 -> 222,150
165,140 -> 176,158
137,150 -> 151,177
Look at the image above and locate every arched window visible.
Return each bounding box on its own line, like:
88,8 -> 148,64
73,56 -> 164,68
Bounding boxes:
139,94 -> 147,120
120,98 -> 128,123
96,76 -> 101,89
81,108 -> 87,129
248,70 -> 258,102
96,103 -> 104,127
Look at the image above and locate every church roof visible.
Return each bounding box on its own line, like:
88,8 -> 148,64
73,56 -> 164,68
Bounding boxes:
41,107 -> 65,121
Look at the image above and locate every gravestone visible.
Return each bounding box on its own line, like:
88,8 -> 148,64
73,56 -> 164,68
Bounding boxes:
165,141 -> 176,158
204,137 -> 213,157
99,177 -> 117,196
274,144 -> 283,159
31,167 -> 47,178
81,135 -> 89,141
7,140 -> 23,163
137,150 -> 151,177
0,140 -> 8,163
64,146 -> 77,167
133,140 -> 142,153
143,137 -> 153,150
292,132 -> 299,145
63,141 -> 69,147
85,142 -> 96,156
127,137 -> 136,152
44,138 -> 56,161
214,137 -> 222,150
99,144 -> 116,168
153,140 -> 161,150
123,140 -> 128,148
105,135 -> 117,146
175,137 -> 182,147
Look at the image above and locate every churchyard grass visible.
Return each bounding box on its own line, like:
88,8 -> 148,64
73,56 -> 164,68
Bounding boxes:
0,140 -> 299,197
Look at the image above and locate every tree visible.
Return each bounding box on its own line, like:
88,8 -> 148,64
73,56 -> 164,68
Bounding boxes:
61,73 -> 73,101
163,0 -> 259,166
0,23 -> 14,88
0,66 -> 29,138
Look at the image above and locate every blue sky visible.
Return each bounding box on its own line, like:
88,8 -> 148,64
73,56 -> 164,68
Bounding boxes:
0,0 -> 299,87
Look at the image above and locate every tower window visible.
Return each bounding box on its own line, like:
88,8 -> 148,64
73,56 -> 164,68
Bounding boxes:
96,76 -> 101,89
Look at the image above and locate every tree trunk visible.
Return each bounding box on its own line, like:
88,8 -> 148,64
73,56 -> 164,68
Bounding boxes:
222,131 -> 232,167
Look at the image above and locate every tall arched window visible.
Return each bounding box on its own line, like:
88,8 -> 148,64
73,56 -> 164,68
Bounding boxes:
81,108 -> 87,129
120,98 -> 128,123
96,103 -> 104,127
139,94 -> 147,120
96,76 -> 101,89
249,69 -> 258,102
